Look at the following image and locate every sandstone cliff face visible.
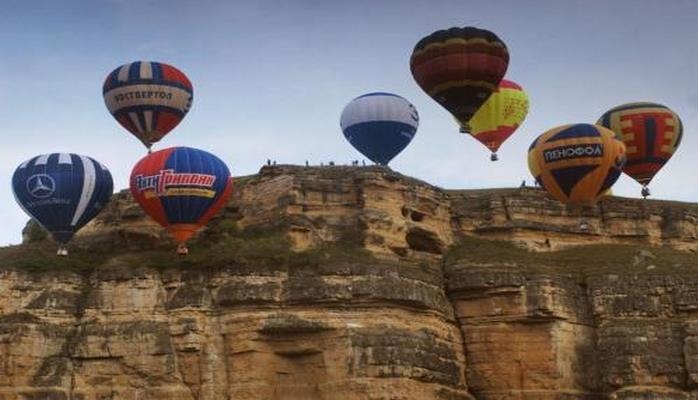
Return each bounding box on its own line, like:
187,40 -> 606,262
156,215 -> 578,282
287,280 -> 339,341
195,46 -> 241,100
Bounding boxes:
2,165 -> 698,399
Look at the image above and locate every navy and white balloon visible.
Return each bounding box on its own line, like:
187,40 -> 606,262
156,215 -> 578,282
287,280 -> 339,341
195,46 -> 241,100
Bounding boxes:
340,92 -> 419,165
12,153 -> 114,254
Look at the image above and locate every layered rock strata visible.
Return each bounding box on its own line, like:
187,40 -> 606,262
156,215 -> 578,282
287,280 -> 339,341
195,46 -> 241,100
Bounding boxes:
2,165 -> 697,399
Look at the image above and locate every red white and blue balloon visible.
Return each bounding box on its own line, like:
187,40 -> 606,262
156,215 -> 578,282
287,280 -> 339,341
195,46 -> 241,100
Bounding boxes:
103,61 -> 193,150
129,146 -> 232,248
12,153 -> 114,246
340,92 -> 419,165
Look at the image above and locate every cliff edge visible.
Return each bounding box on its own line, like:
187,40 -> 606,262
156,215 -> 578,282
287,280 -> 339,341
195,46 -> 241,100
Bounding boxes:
1,165 -> 698,400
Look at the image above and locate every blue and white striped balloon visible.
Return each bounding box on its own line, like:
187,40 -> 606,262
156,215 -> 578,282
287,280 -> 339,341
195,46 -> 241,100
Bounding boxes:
340,92 -> 419,165
12,153 -> 114,247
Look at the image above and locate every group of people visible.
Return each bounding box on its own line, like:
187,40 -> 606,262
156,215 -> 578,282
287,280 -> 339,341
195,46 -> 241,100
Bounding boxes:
265,159 -> 369,167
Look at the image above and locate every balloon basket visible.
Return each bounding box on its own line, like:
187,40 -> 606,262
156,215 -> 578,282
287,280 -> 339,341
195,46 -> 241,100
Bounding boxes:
57,246 -> 68,257
641,186 -> 650,199
490,153 -> 498,162
566,203 -> 596,233
578,219 -> 590,232
176,243 -> 189,256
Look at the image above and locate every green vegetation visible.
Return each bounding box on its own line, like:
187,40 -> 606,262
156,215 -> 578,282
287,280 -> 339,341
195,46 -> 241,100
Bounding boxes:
445,235 -> 698,277
0,242 -> 110,274
0,223 -> 376,275
21,220 -> 48,243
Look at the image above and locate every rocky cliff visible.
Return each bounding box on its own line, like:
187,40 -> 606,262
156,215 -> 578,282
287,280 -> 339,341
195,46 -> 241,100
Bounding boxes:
1,165 -> 698,400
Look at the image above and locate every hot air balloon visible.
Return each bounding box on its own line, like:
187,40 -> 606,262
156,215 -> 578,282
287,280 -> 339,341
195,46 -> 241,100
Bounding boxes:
12,153 -> 114,255
130,146 -> 232,254
410,26 -> 509,130
596,102 -> 682,198
466,79 -> 529,161
103,61 -> 193,151
340,92 -> 419,165
528,124 -> 626,206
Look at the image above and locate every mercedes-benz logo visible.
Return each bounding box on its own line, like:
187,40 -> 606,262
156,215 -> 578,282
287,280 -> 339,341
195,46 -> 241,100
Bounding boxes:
26,174 -> 56,199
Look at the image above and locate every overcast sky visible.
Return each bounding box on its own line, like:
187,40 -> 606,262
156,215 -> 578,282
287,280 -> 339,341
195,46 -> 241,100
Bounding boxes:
1,0 -> 697,245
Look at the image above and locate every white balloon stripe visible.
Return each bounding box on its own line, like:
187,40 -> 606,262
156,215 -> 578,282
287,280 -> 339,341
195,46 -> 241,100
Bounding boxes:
35,154 -> 50,166
71,156 -> 97,226
128,112 -> 144,134
117,63 -> 131,82
58,153 -> 72,165
140,61 -> 153,79
340,94 -> 419,130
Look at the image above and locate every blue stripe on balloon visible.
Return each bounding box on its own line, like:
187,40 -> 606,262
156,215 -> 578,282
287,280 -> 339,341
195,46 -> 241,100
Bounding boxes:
343,121 -> 416,165
596,165 -> 623,196
136,112 -> 148,135
528,137 -> 539,151
152,62 -> 163,81
103,70 -> 120,94
128,62 -> 141,81
644,118 -> 656,156
545,124 -> 600,143
159,147 -> 230,225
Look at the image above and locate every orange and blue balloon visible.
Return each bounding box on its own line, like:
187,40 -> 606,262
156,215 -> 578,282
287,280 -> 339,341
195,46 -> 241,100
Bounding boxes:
130,147 -> 232,251
410,26 -> 508,127
12,153 -> 114,254
467,79 -> 529,160
103,61 -> 193,150
596,102 -> 682,197
528,124 -> 626,205
340,92 -> 419,165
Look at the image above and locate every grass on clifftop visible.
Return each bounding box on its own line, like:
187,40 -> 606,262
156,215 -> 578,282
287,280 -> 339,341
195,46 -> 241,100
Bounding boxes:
0,224 -> 375,275
446,235 -> 698,276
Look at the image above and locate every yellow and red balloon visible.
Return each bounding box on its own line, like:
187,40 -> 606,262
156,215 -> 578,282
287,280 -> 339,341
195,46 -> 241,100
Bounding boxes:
467,79 -> 529,160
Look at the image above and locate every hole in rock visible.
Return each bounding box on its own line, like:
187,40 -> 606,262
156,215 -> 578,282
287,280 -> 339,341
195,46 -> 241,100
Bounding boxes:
405,227 -> 443,254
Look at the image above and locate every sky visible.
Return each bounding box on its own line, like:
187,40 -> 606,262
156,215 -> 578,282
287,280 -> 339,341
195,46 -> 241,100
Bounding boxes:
1,0 -> 697,246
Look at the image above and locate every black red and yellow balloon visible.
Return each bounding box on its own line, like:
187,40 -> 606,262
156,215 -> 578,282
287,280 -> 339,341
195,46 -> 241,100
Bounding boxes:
410,26 -> 509,126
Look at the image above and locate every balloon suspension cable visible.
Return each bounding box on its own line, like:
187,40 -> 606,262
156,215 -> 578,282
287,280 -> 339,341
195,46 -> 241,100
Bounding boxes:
641,186 -> 650,199
176,243 -> 189,256
490,152 -> 498,162
57,245 -> 68,257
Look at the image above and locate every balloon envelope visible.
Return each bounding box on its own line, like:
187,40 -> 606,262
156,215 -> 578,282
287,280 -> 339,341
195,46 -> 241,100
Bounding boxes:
130,146 -> 232,244
103,61 -> 193,149
596,102 -> 682,188
340,92 -> 419,165
12,153 -> 114,244
468,79 -> 529,155
528,124 -> 626,205
410,26 -> 508,126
